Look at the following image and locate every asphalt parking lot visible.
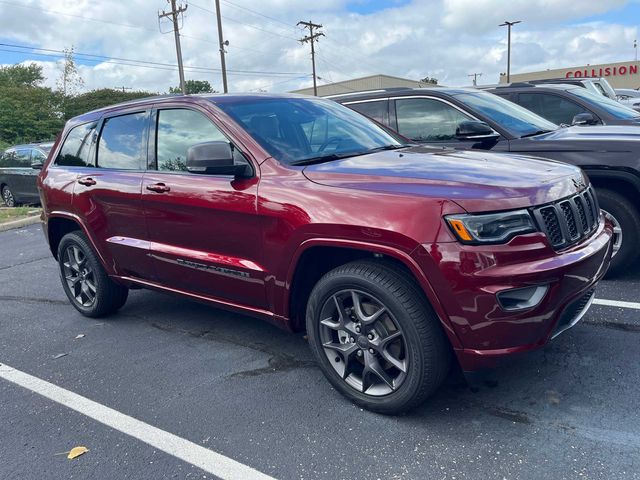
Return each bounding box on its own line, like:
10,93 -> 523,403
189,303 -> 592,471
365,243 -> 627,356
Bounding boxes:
1,224 -> 639,480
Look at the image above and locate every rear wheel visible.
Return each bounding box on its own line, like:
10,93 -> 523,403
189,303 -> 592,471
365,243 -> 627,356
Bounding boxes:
306,260 -> 450,414
57,231 -> 128,317
1,185 -> 17,207
597,188 -> 640,277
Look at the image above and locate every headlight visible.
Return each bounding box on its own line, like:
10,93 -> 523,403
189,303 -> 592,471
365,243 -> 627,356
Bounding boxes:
445,210 -> 536,244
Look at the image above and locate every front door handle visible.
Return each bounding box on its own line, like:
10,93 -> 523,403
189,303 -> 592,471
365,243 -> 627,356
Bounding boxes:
78,177 -> 96,186
146,183 -> 171,193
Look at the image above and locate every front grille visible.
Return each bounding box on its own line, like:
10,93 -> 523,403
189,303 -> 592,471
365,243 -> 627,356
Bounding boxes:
532,187 -> 600,250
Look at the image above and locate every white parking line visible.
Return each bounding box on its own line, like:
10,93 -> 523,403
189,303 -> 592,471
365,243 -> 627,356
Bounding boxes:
0,362 -> 276,480
594,298 -> 640,310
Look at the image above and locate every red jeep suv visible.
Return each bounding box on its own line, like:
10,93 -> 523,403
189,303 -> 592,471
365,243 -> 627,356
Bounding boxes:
38,94 -> 612,413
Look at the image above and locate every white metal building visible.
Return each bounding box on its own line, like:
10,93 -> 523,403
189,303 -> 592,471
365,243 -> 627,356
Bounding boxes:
291,74 -> 437,96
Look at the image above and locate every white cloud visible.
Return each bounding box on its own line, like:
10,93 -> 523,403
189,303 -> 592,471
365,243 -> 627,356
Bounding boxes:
0,0 -> 638,93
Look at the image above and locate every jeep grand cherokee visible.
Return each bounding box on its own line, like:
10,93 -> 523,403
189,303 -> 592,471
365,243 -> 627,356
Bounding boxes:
38,94 -> 612,413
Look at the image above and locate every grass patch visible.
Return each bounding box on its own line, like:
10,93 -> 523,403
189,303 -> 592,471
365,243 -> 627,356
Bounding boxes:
0,206 -> 40,223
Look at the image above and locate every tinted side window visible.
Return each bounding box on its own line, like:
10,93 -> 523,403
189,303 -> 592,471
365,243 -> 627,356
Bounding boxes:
395,98 -> 473,141
31,149 -> 47,163
156,109 -> 226,172
517,93 -> 588,125
348,100 -> 388,124
98,112 -> 148,170
57,122 -> 96,167
15,149 -> 31,167
0,150 -> 16,167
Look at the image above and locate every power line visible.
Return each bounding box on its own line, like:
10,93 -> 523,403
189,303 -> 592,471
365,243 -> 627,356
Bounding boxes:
0,43 -> 305,76
220,0 -> 296,29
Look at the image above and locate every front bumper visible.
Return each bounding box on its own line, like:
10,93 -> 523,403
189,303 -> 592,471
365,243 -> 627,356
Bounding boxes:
412,215 -> 613,371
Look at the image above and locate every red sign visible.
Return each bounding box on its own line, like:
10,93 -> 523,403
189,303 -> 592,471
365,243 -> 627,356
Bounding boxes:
566,64 -> 638,78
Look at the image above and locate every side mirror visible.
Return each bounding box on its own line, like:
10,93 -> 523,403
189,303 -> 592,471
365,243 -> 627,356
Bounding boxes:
31,161 -> 43,170
455,121 -> 500,141
572,112 -> 598,126
186,141 -> 251,177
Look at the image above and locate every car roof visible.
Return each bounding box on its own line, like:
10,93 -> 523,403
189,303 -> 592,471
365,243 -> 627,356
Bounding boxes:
67,92 -> 323,124
4,142 -> 54,151
489,83 -> 579,92
325,87 -> 478,103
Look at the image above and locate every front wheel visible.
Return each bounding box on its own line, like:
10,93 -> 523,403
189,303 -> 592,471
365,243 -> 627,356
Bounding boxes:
306,260 -> 450,414
597,188 -> 640,277
57,231 -> 129,317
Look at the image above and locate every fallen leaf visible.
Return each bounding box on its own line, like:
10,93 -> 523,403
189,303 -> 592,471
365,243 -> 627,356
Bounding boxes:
75,334 -> 85,339
67,446 -> 88,459
53,353 -> 69,359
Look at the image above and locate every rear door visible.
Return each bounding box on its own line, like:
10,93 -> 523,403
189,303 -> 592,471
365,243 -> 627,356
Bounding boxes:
73,109 -> 153,280
10,148 -> 32,200
391,96 -> 479,149
142,105 -> 266,308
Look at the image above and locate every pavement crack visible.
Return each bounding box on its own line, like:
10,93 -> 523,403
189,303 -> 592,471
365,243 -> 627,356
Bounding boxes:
484,406 -> 533,425
0,295 -> 68,305
229,354 -> 316,378
583,319 -> 640,332
0,256 -> 51,271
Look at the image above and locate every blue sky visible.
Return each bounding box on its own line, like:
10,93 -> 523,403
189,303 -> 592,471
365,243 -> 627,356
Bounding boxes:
1,0 -> 639,92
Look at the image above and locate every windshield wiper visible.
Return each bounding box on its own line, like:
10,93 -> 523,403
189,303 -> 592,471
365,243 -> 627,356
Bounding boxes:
365,144 -> 410,153
520,129 -> 555,138
290,152 -> 362,166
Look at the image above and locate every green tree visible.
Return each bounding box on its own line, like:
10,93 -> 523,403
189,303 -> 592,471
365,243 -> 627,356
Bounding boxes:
64,88 -> 154,120
419,76 -> 438,85
169,79 -> 217,94
0,63 -> 44,87
0,63 -> 64,145
56,46 -> 84,97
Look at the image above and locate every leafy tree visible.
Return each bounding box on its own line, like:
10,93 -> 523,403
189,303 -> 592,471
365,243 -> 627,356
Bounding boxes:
419,76 -> 438,85
64,88 -> 155,120
56,46 -> 84,97
0,63 -> 44,87
169,79 -> 217,94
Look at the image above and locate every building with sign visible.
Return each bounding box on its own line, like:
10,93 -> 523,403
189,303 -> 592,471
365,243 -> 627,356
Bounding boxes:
500,60 -> 640,89
291,74 -> 437,96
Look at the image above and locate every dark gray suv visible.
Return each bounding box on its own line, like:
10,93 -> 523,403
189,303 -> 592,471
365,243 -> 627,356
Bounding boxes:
0,142 -> 52,206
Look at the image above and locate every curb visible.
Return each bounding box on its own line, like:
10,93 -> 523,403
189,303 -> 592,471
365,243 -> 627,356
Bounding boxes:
0,216 -> 41,232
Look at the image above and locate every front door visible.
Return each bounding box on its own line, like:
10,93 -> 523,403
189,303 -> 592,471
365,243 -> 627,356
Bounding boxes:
142,106 -> 267,309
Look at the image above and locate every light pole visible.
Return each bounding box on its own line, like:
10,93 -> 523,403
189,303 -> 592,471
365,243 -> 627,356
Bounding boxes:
499,20 -> 521,83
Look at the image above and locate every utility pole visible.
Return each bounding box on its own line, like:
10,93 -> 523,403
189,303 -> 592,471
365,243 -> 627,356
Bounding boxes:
635,39 -> 638,62
214,0 -> 229,93
467,73 -> 482,86
298,20 -> 324,96
159,0 -> 188,94
499,20 -> 521,83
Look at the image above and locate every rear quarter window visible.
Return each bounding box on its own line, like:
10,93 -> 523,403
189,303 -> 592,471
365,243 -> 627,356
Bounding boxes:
56,122 -> 97,167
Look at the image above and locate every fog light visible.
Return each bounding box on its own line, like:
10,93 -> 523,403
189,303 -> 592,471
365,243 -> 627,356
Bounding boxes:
496,285 -> 549,311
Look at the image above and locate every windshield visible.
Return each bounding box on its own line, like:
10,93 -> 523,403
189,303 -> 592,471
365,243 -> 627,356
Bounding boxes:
453,91 -> 559,138
216,97 -> 402,165
569,87 -> 640,120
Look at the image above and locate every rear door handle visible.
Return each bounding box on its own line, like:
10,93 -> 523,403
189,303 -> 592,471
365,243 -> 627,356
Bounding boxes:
78,177 -> 96,186
146,183 -> 171,193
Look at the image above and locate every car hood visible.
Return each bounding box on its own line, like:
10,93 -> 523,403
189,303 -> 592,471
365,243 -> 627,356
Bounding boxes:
529,125 -> 640,147
302,146 -> 585,212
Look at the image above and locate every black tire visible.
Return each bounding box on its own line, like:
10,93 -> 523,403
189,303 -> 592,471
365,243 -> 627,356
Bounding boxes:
1,185 -> 17,207
306,260 -> 450,414
596,188 -> 640,277
57,231 -> 129,317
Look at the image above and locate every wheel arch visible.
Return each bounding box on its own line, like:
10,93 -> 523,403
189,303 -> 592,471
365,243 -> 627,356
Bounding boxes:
284,238 -> 460,348
46,213 -> 108,269
584,169 -> 640,210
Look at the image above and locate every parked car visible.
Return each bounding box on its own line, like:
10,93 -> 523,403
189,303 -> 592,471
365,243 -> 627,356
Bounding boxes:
333,87 -> 639,275
486,83 -> 640,127
526,77 -> 617,100
616,88 -> 640,111
38,94 -> 612,413
0,142 -> 53,207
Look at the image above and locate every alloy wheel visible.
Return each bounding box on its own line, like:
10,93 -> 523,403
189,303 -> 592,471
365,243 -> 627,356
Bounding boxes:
602,209 -> 622,257
2,188 -> 15,207
62,245 -> 97,307
318,289 -> 408,396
